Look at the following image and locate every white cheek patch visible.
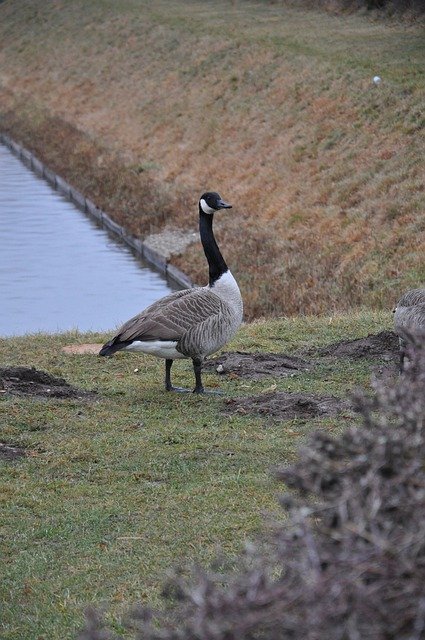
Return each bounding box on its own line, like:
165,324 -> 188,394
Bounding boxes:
200,198 -> 215,215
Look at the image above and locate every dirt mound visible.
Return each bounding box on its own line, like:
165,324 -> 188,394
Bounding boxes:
204,352 -> 311,381
0,442 -> 26,461
0,366 -> 94,399
315,330 -> 399,360
223,391 -> 351,422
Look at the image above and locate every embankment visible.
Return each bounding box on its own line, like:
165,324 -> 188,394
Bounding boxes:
0,0 -> 423,318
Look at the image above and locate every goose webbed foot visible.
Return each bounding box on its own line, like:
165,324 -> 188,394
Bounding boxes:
165,384 -> 222,394
193,387 -> 223,395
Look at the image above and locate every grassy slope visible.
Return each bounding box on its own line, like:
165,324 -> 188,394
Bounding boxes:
0,0 -> 424,319
1,311 -> 391,639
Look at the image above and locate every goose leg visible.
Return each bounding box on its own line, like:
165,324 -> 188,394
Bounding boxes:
165,359 -> 190,393
165,359 -> 174,390
399,337 -> 406,374
192,358 -> 205,394
164,359 -> 221,394
192,358 -> 222,395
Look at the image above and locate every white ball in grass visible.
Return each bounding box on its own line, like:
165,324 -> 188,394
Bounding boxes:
373,76 -> 382,85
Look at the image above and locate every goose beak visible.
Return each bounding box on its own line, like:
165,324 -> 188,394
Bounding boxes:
218,199 -> 232,209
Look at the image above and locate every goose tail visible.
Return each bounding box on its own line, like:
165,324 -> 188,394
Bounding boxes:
99,338 -> 129,356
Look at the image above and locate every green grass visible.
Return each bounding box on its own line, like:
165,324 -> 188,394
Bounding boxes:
0,310 -> 392,639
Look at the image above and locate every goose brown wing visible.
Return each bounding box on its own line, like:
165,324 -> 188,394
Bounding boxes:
114,288 -> 226,343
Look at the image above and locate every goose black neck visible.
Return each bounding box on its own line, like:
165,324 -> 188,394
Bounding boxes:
199,209 -> 228,287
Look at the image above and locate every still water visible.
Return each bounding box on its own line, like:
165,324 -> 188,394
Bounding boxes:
0,144 -> 179,337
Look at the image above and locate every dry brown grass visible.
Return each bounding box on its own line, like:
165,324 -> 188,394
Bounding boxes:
0,0 -> 424,319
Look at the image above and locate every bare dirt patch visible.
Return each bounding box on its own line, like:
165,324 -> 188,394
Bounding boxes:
0,367 -> 95,399
204,352 -> 311,381
62,343 -> 102,355
314,330 -> 399,360
223,391 -> 351,422
0,442 -> 26,461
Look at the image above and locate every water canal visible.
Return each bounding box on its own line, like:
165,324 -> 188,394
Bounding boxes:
0,143 -> 180,337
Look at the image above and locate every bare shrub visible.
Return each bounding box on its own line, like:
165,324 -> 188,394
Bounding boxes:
79,341 -> 425,639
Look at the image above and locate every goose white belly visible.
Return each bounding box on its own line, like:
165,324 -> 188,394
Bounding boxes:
122,340 -> 186,359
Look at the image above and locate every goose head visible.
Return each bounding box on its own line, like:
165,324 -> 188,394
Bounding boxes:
199,192 -> 232,215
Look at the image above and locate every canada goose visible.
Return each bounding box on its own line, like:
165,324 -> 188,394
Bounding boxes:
393,287 -> 425,371
99,192 -> 243,393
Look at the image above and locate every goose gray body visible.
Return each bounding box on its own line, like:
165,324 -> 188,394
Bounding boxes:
393,287 -> 425,371
100,192 -> 243,393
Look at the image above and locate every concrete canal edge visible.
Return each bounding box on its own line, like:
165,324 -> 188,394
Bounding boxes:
0,133 -> 194,290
